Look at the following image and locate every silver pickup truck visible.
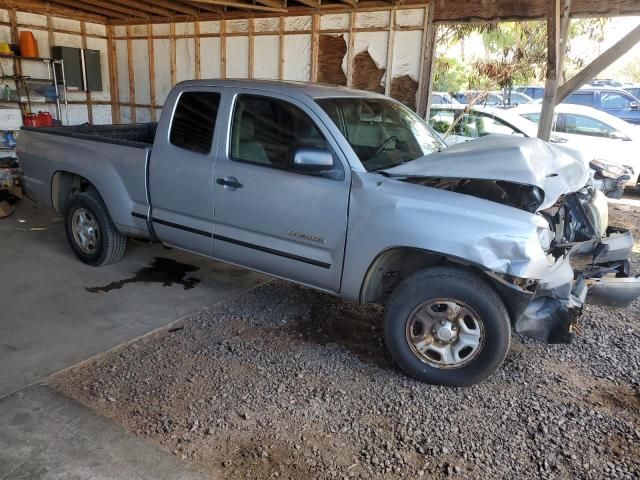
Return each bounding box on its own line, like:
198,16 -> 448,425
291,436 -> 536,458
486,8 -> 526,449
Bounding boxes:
18,80 -> 640,386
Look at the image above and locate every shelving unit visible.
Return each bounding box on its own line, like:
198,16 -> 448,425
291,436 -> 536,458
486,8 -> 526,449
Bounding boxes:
0,55 -> 69,125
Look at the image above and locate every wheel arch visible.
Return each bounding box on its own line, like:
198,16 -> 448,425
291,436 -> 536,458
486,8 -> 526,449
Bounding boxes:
359,246 -> 529,324
51,170 -> 97,213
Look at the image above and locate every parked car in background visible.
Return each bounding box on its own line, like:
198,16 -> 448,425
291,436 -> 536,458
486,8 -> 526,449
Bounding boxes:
428,104 -> 632,198
586,79 -> 624,88
18,80 -> 640,386
515,102 -> 640,189
453,90 -> 503,106
431,92 -> 460,105
514,85 -> 545,100
623,84 -> 640,101
563,87 -> 640,125
501,91 -> 533,106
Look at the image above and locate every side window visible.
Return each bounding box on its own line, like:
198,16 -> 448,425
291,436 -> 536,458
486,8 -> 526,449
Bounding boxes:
521,112 -> 541,123
479,115 -> 519,136
556,113 -> 614,137
230,95 -> 328,168
429,110 -> 455,134
170,92 -> 220,154
566,93 -> 594,107
601,92 -> 632,110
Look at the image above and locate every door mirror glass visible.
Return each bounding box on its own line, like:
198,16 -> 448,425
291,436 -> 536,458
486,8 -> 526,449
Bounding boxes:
291,147 -> 335,174
630,101 -> 639,110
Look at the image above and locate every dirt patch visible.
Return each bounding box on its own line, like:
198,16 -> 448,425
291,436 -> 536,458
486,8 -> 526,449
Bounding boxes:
52,196 -> 640,480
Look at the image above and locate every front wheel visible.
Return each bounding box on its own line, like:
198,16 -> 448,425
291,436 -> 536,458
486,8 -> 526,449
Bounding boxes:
384,267 -> 510,387
64,190 -> 126,266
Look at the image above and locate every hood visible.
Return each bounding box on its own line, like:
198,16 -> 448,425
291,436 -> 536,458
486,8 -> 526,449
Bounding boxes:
383,136 -> 589,210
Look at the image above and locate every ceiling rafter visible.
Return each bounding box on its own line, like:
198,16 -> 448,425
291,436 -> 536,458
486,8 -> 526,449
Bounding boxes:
47,0 -> 130,19
188,0 -> 287,13
145,0 -> 200,15
179,0 -> 224,14
65,0 -> 150,18
108,0 -> 174,17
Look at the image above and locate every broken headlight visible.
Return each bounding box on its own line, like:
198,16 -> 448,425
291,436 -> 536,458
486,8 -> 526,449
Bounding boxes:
537,226 -> 553,252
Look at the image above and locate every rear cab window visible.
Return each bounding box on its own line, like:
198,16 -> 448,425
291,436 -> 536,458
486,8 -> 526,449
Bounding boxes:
566,92 -> 594,107
170,91 -> 221,154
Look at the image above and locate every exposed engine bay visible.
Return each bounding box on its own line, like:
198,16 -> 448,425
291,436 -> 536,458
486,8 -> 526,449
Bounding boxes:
401,175 -> 639,344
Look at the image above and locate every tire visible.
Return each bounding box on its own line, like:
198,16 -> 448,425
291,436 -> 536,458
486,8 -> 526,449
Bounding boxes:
64,189 -> 126,266
384,267 -> 510,387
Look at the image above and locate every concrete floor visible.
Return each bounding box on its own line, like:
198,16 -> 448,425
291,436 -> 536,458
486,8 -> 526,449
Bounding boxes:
0,199 -> 265,397
0,199 -> 267,479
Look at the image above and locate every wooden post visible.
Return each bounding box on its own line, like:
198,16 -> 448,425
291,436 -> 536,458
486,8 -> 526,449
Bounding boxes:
310,13 -> 319,82
384,9 -> 396,97
126,25 -> 136,123
416,1 -> 436,118
557,24 -> 640,104
170,21 -> 177,85
248,16 -> 254,79
538,0 -> 570,141
147,23 -> 157,121
107,25 -> 120,123
80,21 -> 94,124
346,10 -> 355,87
220,19 -> 226,79
195,20 -> 201,80
278,16 -> 284,80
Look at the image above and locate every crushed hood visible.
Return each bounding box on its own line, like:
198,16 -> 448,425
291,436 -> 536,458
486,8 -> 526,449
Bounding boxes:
383,136 -> 590,210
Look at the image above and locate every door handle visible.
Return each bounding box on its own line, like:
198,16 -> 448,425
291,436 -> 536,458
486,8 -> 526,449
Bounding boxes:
216,176 -> 243,190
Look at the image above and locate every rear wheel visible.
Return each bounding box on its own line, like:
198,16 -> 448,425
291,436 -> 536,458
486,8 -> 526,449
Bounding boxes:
64,190 -> 126,266
384,267 -> 510,387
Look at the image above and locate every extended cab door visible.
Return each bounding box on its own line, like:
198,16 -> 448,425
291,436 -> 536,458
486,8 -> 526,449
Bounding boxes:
147,87 -> 222,255
211,90 -> 350,292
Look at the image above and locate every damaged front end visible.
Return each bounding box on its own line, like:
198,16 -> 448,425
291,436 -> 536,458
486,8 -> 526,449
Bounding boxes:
500,187 -> 640,343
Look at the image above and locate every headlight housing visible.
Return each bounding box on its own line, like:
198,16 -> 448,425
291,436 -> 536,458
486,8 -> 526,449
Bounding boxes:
537,226 -> 552,252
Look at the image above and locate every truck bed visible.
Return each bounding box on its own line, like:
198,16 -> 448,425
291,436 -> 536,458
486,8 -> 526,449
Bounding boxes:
22,123 -> 158,149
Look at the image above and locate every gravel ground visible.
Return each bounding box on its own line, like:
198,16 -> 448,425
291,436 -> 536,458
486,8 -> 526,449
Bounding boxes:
53,196 -> 640,480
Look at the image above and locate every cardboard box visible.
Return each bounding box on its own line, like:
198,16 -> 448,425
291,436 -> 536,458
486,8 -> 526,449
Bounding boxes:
0,199 -> 15,218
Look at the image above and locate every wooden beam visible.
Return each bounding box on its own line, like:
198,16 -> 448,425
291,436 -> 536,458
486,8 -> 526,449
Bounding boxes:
48,0 -> 129,19
107,25 -> 121,123
220,18 -> 226,78
109,0 -> 174,17
346,10 -> 355,86
253,0 -> 286,8
195,20 -> 201,80
0,0 -> 107,23
538,0 -> 571,140
557,23 -> 640,104
248,16 -> 254,79
278,16 -> 284,80
147,23 -> 157,121
179,0 -> 223,13
310,13 -> 319,81
416,2 -> 436,118
294,0 -> 320,7
384,8 -> 396,97
69,0 -> 149,18
127,25 -> 137,123
188,0 -> 287,12
145,0 -> 199,15
81,21 -> 94,124
170,22 -> 177,85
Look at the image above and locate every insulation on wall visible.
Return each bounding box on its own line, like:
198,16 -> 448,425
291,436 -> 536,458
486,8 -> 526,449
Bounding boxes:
253,36 -> 279,79
283,34 -> 311,81
226,36 -> 249,78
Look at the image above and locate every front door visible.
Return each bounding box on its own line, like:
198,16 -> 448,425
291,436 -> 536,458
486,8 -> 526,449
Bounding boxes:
147,88 -> 222,255
211,91 -> 350,292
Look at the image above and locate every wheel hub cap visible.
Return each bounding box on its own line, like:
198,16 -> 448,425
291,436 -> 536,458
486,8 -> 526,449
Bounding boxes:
406,299 -> 485,369
71,207 -> 100,255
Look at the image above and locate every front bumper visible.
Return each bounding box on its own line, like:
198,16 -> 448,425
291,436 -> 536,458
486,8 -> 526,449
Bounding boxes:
509,227 -> 640,343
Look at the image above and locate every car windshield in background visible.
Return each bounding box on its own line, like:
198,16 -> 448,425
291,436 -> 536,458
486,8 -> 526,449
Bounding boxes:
316,97 -> 444,171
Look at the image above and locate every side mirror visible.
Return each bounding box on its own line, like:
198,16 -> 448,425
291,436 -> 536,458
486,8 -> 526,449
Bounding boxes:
630,101 -> 639,110
610,131 -> 631,141
291,147 -> 337,175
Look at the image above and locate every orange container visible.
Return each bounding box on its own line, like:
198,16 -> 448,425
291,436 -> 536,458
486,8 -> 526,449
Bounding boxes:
19,31 -> 38,58
36,111 -> 53,127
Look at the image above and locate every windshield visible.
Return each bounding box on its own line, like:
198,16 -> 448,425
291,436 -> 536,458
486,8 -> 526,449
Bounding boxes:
316,97 -> 445,171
